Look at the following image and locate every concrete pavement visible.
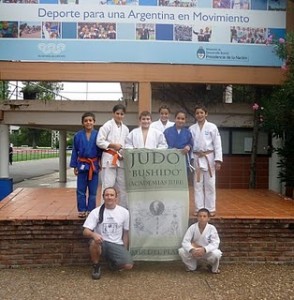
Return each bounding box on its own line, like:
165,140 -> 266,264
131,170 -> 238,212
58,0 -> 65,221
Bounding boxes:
8,157 -> 76,189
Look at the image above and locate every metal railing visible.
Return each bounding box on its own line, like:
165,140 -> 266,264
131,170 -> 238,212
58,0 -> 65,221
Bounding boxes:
11,148 -> 60,162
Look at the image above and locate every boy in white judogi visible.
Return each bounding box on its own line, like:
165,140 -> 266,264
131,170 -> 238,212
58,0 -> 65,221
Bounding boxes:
178,208 -> 222,273
97,104 -> 129,209
125,111 -> 168,149
150,104 -> 174,133
189,104 -> 222,216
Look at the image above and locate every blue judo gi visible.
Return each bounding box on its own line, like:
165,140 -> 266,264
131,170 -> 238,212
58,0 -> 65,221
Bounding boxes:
70,129 -> 102,213
164,125 -> 193,166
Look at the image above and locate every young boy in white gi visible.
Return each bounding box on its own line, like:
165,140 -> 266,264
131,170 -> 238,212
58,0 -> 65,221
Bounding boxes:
189,104 -> 222,216
178,208 -> 222,273
125,111 -> 168,149
150,104 -> 174,132
97,104 -> 129,209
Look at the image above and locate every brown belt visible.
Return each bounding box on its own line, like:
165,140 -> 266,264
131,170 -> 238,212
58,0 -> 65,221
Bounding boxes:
194,151 -> 214,182
193,150 -> 214,157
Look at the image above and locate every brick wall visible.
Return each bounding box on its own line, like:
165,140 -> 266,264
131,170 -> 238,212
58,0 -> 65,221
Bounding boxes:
0,218 -> 293,269
0,220 -> 90,268
212,219 -> 294,263
217,156 -> 269,189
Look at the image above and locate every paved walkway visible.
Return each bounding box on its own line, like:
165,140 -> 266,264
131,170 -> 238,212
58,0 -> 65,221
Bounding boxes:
1,187 -> 293,221
3,159 -> 293,220
13,167 -> 77,190
9,157 -> 71,185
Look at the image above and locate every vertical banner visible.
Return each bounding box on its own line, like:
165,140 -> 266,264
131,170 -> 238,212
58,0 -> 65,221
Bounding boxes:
124,149 -> 189,261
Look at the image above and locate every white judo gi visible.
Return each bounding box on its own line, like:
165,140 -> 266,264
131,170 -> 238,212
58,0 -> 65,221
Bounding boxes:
178,222 -> 222,272
125,127 -> 168,149
189,120 -> 222,213
150,119 -> 175,133
97,119 -> 129,208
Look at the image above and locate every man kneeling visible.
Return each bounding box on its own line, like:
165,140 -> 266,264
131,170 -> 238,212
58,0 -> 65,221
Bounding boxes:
178,208 -> 222,274
83,187 -> 133,279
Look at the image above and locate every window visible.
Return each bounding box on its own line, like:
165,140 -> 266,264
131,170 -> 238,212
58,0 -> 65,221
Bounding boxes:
219,128 -> 270,155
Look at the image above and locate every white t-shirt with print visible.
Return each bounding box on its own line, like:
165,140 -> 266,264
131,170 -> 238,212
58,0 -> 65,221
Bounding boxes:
83,205 -> 129,245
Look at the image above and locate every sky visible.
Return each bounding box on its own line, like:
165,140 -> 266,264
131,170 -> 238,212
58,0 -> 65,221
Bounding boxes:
9,81 -> 123,101
59,82 -> 123,101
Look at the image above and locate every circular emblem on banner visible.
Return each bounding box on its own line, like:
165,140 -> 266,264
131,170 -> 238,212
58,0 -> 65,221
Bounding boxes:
196,47 -> 206,60
149,200 -> 165,216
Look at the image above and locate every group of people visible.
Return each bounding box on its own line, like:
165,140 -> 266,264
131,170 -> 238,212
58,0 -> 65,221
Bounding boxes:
193,27 -> 212,42
70,103 -> 223,279
78,23 -> 116,40
230,26 -> 268,44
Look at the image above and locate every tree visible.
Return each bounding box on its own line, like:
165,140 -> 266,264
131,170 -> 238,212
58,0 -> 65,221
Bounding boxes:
21,81 -> 63,100
19,81 -> 64,148
262,33 -> 294,198
0,81 -> 9,101
11,127 -> 51,148
152,83 -> 224,119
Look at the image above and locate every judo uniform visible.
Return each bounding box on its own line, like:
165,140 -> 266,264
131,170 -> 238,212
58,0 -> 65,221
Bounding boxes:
178,222 -> 222,272
164,125 -> 193,150
97,119 -> 129,208
164,125 -> 193,166
189,120 -> 222,212
150,119 -> 175,132
70,129 -> 102,213
125,127 -> 168,149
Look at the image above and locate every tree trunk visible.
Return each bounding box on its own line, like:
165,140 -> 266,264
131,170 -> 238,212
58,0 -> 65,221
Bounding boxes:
285,186 -> 294,199
249,110 -> 259,189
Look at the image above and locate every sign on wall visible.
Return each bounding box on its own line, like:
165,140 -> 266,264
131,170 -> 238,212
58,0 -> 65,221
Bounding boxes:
124,149 -> 189,261
0,0 -> 286,66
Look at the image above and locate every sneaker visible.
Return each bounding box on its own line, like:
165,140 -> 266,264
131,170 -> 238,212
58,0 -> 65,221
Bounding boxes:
92,263 -> 101,280
185,267 -> 196,272
78,212 -> 87,218
108,260 -> 118,271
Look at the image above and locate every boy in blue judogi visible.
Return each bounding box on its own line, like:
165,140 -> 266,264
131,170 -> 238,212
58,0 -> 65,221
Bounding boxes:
70,112 -> 102,218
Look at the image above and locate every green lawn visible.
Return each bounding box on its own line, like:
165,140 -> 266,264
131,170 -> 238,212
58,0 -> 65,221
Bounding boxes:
12,149 -> 61,162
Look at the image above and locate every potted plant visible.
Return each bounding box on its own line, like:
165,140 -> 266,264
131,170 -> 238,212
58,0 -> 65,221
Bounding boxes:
21,82 -> 41,99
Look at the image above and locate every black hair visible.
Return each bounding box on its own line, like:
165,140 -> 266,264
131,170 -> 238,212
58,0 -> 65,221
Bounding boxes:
98,187 -> 117,224
98,203 -> 105,224
158,104 -> 171,113
174,110 -> 187,118
112,104 -> 126,113
139,110 -> 152,120
81,112 -> 96,123
194,104 -> 208,114
197,208 -> 210,217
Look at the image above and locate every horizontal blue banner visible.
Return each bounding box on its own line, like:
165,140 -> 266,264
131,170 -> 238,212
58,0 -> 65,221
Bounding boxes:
0,39 -> 283,66
0,1 -> 286,66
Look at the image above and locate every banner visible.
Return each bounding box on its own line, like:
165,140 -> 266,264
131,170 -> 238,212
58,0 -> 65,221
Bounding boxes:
0,1 -> 286,66
124,149 -> 189,261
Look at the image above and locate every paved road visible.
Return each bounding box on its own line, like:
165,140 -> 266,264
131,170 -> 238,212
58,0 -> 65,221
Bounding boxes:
8,157 -> 70,184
